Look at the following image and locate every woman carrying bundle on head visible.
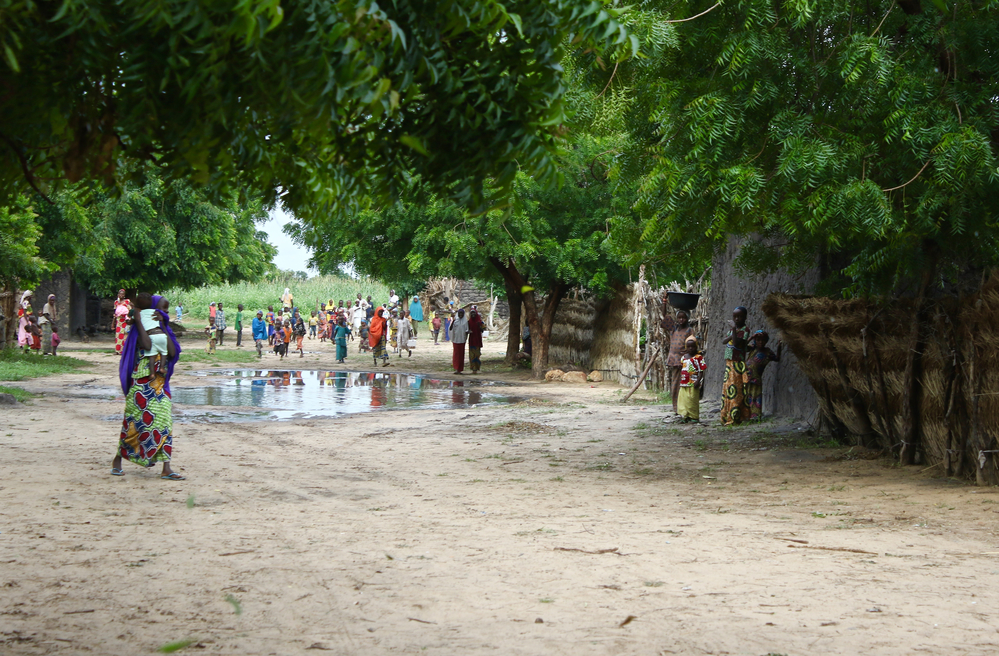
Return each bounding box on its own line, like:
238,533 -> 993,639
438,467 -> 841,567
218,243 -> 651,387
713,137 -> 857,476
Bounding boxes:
112,293 -> 184,480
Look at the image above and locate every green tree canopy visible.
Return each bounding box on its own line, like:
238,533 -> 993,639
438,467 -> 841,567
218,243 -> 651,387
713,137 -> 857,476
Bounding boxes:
293,134 -> 636,375
577,0 -> 999,295
1,0 -> 632,218
73,172 -> 277,295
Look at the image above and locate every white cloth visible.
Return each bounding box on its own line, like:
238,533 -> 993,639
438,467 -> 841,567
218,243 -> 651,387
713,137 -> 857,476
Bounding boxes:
450,316 -> 469,344
389,294 -> 399,306
40,302 -> 56,325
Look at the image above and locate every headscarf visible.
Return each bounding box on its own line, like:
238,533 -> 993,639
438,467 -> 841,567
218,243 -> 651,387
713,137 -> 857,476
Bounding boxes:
410,296 -> 424,322
468,309 -> 484,348
119,295 -> 182,395
368,308 -> 387,347
19,290 -> 33,307
685,335 -> 699,348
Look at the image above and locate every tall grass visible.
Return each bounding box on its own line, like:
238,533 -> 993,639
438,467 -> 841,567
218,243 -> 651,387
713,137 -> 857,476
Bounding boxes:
164,274 -> 391,322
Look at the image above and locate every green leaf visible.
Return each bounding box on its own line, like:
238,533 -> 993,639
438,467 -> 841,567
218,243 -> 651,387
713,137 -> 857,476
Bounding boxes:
2,42 -> 19,73
158,640 -> 197,653
399,134 -> 429,156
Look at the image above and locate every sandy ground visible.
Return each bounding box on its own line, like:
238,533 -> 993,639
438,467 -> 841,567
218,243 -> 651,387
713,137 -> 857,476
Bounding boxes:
2,332 -> 999,655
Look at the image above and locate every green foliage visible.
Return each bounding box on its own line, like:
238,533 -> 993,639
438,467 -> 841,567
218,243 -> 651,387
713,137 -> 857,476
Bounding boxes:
0,350 -> 89,382
165,274 -> 389,322
0,0 -> 631,218
72,170 -> 277,295
0,196 -> 56,289
577,0 -> 999,295
297,134 -> 637,296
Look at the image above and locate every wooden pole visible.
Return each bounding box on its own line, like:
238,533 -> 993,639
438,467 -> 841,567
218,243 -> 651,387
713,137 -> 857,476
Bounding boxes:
622,347 -> 660,403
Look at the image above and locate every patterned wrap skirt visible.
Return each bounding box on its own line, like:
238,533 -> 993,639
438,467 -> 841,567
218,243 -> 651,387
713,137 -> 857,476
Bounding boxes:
118,354 -> 173,466
721,360 -> 750,426
469,347 -> 482,372
114,316 -> 129,355
372,334 -> 388,360
745,381 -> 764,420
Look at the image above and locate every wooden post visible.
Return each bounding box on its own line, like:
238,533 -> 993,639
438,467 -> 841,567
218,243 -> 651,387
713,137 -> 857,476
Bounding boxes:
622,347 -> 660,403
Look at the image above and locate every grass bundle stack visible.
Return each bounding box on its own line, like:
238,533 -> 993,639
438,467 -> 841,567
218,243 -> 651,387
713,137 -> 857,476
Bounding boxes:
764,279 -> 999,485
548,297 -> 601,370
590,285 -> 643,384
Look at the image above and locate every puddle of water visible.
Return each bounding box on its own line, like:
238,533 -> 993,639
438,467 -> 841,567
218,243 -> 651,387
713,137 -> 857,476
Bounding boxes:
171,370 -> 516,420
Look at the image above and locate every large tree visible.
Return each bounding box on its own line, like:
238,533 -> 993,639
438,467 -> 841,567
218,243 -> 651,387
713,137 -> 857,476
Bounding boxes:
578,0 -> 999,295
72,172 -> 277,295
0,0 -> 632,218
295,135 -> 635,376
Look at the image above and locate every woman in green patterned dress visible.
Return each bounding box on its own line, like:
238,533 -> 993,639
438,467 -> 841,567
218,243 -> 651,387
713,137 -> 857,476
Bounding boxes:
111,294 -> 184,480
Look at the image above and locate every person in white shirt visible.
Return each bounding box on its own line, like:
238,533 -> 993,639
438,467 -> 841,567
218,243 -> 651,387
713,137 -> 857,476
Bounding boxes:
40,294 -> 56,355
388,289 -> 400,306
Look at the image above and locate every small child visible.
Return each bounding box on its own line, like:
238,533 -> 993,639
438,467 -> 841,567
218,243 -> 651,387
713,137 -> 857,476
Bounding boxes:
294,316 -> 307,357
677,336 -> 706,423
28,316 -> 42,353
205,323 -> 217,354
282,320 -> 293,358
51,325 -> 60,356
745,330 -> 783,421
359,320 -> 370,352
175,303 -> 183,322
273,319 -> 286,358
431,314 -> 442,345
309,311 -> 318,340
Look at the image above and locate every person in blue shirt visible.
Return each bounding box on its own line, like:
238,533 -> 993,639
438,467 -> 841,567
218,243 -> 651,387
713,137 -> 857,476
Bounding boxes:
175,303 -> 183,322
251,310 -> 268,358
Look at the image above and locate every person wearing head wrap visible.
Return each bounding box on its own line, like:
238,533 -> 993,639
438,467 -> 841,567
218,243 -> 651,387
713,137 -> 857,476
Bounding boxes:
745,329 -> 783,420
677,335 -> 706,422
113,289 -> 131,354
467,307 -> 485,373
720,306 -> 751,425
409,295 -> 424,337
16,290 -> 34,350
662,308 -> 694,414
112,293 -> 184,480
282,288 -> 294,312
368,307 -> 391,367
39,294 -> 57,355
449,308 -> 470,374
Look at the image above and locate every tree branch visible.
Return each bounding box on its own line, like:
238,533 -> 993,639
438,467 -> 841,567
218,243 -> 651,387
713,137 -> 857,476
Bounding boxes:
882,160 -> 931,192
0,132 -> 55,204
666,2 -> 722,24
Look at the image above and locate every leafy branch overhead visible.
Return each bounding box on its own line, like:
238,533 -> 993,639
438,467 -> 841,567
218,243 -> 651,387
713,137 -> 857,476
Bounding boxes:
0,0 -> 631,218
572,0 -> 999,295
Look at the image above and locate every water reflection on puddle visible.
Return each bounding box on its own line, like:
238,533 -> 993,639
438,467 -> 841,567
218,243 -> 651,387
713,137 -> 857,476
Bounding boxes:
172,370 -> 515,420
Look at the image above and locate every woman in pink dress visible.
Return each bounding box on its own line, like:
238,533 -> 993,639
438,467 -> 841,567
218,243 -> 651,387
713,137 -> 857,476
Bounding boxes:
113,289 -> 131,354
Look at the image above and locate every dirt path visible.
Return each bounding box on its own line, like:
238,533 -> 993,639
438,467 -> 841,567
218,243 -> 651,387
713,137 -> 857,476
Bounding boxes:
2,337 -> 998,655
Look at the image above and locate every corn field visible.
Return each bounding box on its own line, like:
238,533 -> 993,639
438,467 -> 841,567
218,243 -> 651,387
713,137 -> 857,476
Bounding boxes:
165,274 -> 391,322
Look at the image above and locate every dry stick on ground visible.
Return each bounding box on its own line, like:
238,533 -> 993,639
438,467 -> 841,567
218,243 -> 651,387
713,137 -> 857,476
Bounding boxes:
554,547 -> 620,555
787,545 -> 878,555
621,347 -> 660,403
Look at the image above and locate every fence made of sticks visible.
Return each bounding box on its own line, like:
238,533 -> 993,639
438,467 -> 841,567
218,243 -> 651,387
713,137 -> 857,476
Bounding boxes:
763,277 -> 999,485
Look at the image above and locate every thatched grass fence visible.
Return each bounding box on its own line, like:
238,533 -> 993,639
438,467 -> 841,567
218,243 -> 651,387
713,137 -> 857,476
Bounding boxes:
764,280 -> 999,485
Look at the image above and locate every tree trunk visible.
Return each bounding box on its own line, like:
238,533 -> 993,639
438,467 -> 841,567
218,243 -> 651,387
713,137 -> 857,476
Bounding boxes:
504,287 -> 522,366
486,256 -> 567,378
527,281 -> 568,379
488,257 -> 524,366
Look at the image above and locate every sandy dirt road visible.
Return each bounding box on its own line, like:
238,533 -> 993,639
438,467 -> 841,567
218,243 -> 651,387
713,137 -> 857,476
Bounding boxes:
2,336 -> 998,655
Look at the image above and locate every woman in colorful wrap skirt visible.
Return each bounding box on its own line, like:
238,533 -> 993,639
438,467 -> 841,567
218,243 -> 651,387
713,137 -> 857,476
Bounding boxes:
720,306 -> 751,426
111,294 -> 184,480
